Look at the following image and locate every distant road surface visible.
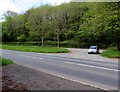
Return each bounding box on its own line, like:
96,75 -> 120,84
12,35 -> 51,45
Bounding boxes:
1,49 -> 119,90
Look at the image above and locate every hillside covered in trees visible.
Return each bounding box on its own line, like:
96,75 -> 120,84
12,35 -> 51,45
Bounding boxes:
1,2 -> 120,49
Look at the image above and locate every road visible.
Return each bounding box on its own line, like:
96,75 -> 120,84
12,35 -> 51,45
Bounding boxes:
1,49 -> 119,90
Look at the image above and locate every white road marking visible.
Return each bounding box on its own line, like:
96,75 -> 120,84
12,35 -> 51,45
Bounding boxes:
64,62 -> 119,72
24,65 -> 109,90
20,54 -> 118,72
2,50 -> 117,90
20,55 -> 44,60
17,63 -> 109,90
42,72 -> 109,90
3,52 -> 118,72
2,52 -> 10,54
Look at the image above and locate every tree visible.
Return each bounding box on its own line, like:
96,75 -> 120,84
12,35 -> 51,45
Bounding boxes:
2,2 -> 119,49
51,5 -> 66,47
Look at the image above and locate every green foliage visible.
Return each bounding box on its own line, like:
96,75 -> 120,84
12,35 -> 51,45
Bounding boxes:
2,44 -> 69,53
17,34 -> 26,42
101,47 -> 120,58
2,2 -> 119,49
0,57 -> 14,66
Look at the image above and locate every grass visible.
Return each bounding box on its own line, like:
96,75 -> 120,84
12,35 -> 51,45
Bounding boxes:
0,44 -> 1,48
101,47 -> 120,58
1,44 -> 69,53
0,57 -> 14,66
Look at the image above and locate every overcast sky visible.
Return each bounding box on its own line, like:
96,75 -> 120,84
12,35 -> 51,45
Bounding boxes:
0,0 -> 70,21
0,0 -> 119,22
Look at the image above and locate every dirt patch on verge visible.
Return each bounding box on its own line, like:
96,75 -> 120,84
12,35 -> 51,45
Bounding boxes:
2,64 -> 105,91
2,76 -> 28,91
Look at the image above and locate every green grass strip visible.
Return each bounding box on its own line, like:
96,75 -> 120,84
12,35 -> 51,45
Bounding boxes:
0,57 -> 14,66
101,47 -> 120,58
2,44 -> 69,53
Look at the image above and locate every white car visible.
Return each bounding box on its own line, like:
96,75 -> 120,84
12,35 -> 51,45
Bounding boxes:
88,46 -> 100,54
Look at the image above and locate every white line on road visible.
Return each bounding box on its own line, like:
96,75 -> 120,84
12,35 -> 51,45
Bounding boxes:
41,71 -> 109,90
18,64 -> 109,90
64,62 -> 119,72
20,54 -> 118,72
3,50 -> 118,72
20,55 -> 44,60
2,52 -> 11,54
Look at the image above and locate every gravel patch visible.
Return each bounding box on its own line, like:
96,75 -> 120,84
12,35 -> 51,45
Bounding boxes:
2,76 -> 28,91
2,64 -> 106,91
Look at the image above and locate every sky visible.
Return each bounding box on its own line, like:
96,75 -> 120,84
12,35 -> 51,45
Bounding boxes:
0,0 -> 70,22
0,0 -> 119,22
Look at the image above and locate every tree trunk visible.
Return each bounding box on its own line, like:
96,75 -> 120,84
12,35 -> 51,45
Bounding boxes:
57,33 -> 60,48
41,37 -> 44,47
41,29 -> 44,47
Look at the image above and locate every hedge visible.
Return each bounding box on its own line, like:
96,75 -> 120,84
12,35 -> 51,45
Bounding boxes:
2,41 -> 108,49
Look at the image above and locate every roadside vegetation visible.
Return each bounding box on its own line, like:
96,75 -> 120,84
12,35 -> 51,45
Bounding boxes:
1,2 -> 119,49
101,47 -> 120,58
1,2 -> 119,57
2,44 -> 69,53
0,44 -> 2,48
0,57 -> 14,66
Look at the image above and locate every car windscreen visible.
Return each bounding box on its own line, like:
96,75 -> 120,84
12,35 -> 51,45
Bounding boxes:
90,46 -> 97,49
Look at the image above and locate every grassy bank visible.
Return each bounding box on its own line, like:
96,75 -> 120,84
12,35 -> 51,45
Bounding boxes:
101,47 -> 120,58
2,44 -> 69,53
0,57 -> 14,66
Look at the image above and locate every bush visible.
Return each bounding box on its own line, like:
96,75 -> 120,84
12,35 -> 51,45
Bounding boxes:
101,46 -> 120,58
17,34 -> 26,42
2,41 -> 110,49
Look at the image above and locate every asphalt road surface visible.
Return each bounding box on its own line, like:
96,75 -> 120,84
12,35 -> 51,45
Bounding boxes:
1,49 -> 119,90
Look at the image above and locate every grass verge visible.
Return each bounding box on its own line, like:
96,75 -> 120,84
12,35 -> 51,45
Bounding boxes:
101,47 -> 120,58
2,44 -> 69,53
0,57 -> 14,66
